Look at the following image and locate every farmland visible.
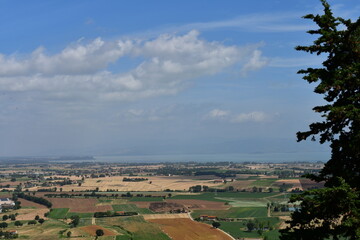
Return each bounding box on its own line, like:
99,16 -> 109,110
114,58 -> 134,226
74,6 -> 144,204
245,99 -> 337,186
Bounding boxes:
191,207 -> 268,219
148,218 -> 233,240
0,160 -> 324,239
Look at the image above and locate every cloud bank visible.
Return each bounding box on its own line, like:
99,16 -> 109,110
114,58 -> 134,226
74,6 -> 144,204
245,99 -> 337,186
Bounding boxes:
0,30 -> 267,102
207,109 -> 270,123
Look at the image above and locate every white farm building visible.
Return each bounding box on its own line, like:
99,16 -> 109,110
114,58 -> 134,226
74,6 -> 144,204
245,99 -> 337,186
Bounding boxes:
0,198 -> 15,212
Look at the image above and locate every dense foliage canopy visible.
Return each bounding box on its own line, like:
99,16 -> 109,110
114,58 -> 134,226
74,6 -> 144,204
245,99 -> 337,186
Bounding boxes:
280,1 -> 360,239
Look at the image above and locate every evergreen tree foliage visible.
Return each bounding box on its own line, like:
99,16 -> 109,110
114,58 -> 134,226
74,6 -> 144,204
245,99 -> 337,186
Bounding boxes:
280,1 -> 360,239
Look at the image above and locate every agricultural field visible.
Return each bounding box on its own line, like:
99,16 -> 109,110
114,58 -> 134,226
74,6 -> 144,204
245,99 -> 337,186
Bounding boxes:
60,175 -> 225,192
171,192 -> 281,202
0,160 -> 325,239
112,204 -> 153,214
80,225 -> 117,236
96,215 -> 171,240
148,218 -> 233,240
48,198 -> 113,212
5,219 -> 69,240
191,207 -> 268,219
47,208 -> 69,219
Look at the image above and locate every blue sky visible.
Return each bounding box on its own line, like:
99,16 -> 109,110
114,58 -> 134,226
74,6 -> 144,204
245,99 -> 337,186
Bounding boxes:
0,0 -> 358,159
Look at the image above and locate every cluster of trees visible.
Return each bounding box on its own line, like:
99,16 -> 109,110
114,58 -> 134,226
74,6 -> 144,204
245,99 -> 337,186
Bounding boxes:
15,192 -> 52,208
0,222 -> 8,229
37,188 -> 57,192
69,215 -> 80,228
246,219 -> 272,235
194,171 -> 236,178
93,211 -> 138,218
122,177 -> 148,182
2,214 -> 16,221
189,185 -> 232,192
0,230 -> 18,239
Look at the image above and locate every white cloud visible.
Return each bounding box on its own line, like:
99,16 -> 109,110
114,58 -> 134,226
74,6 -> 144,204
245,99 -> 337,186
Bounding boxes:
208,109 -> 229,118
175,13 -> 314,33
0,31 -> 266,102
232,111 -> 267,123
206,109 -> 269,123
0,38 -> 132,76
241,49 -> 268,74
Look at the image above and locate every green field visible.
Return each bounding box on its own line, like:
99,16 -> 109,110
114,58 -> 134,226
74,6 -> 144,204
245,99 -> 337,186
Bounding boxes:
78,217 -> 92,226
219,221 -> 259,238
218,217 -> 280,239
251,179 -> 277,187
172,192 -> 281,202
48,208 -> 69,219
67,212 -> 94,218
96,216 -> 171,240
129,197 -> 164,202
191,207 -> 267,218
112,204 -> 153,214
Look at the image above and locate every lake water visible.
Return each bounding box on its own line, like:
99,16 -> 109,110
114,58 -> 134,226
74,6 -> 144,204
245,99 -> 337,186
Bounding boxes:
93,151 -> 329,163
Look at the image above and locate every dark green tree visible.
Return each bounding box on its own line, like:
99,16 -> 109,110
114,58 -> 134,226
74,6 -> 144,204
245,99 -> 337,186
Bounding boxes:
280,1 -> 360,240
247,221 -> 255,232
96,229 -> 104,237
14,221 -> 23,227
0,222 -> 8,229
212,221 -> 221,228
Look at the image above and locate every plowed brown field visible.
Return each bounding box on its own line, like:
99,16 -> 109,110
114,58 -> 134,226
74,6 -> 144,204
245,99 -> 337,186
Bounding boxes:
299,179 -> 324,190
80,225 -> 117,236
19,198 -> 47,208
149,218 -> 233,240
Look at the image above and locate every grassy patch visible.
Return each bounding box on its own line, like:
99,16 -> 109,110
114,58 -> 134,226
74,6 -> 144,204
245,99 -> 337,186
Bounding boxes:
219,219 -> 280,239
98,199 -> 113,203
48,208 -> 69,219
191,207 -> 267,219
171,192 -> 280,202
14,218 -> 69,239
170,193 -> 226,202
251,179 -> 277,187
112,204 -> 153,214
129,197 -> 164,202
96,216 -> 170,240
264,229 -> 281,240
78,217 -> 92,226
116,236 -> 132,240
67,212 -> 94,218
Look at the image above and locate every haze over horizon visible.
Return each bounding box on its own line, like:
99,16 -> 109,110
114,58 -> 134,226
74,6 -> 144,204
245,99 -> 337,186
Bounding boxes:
1,0 -> 358,159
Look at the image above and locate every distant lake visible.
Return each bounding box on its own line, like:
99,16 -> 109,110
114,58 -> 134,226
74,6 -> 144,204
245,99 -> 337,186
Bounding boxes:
93,152 -> 329,163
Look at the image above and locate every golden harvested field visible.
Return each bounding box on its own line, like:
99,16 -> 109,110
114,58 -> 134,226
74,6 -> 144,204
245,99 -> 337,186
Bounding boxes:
143,213 -> 189,220
12,208 -> 49,220
59,175 -> 224,192
8,219 -> 67,240
48,198 -> 112,212
149,218 -> 233,240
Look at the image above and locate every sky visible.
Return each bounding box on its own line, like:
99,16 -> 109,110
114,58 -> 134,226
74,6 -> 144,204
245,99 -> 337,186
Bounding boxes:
0,0 -> 359,160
